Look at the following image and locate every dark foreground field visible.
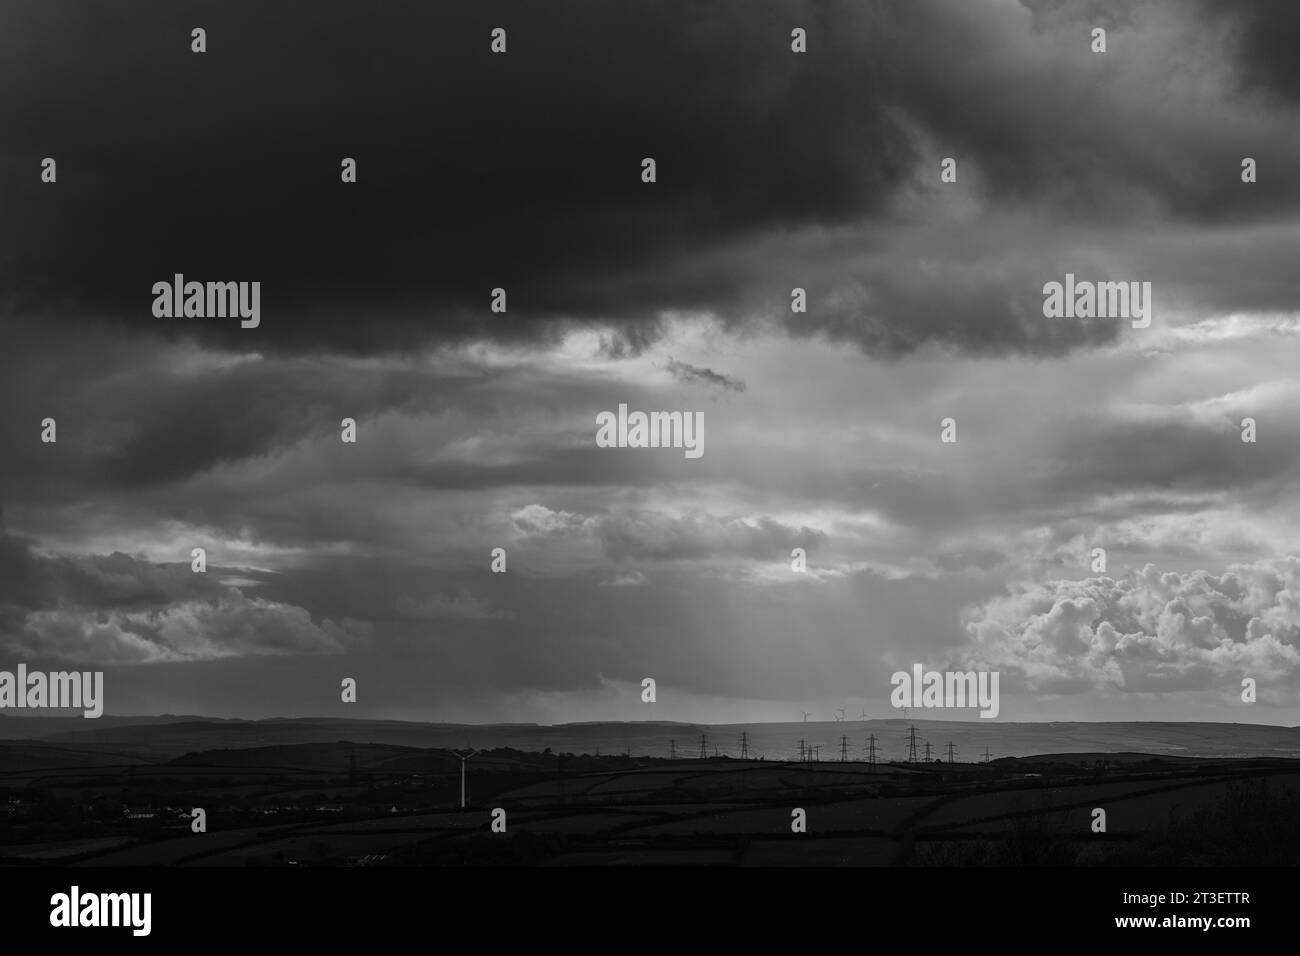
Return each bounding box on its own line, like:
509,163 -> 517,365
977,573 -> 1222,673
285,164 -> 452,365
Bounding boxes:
2,736 -> 1296,866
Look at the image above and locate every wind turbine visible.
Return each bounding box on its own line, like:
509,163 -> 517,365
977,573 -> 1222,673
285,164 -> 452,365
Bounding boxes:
859,707 -> 870,721
833,706 -> 847,722
801,711 -> 811,722
451,748 -> 477,809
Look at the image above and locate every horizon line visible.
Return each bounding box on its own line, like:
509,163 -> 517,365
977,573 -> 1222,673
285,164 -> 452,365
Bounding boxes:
1,713 -> 1296,731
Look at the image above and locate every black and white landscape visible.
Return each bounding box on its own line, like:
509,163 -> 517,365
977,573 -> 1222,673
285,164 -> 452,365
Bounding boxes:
2,0 -> 1300,871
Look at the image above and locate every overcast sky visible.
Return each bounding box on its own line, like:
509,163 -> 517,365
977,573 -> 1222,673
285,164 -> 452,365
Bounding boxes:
3,0 -> 1300,724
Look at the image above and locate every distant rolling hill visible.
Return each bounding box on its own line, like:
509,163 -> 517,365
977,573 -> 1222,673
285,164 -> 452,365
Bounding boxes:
1,716 -> 1295,763
165,741 -> 443,772
0,740 -> 158,773
0,713 -> 230,739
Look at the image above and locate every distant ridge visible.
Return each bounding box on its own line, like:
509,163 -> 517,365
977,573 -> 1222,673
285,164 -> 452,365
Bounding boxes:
0,715 -> 1294,761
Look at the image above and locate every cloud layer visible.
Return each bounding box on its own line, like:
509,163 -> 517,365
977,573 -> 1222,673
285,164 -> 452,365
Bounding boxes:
3,0 -> 1299,722
962,558 -> 1300,702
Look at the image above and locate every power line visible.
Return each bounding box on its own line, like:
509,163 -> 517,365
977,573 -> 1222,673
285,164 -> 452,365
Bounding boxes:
867,734 -> 878,770
839,734 -> 849,762
945,741 -> 956,764
923,740 -> 934,762
906,725 -> 919,763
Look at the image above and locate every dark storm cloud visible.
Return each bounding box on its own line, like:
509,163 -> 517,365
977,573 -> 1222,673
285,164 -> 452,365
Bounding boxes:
1,0 -> 912,351
9,0 -> 1284,359
0,530 -> 353,664
886,0 -> 1300,226
1202,0 -> 1300,103
0,531 -> 215,610
0,321 -> 467,503
801,258 -> 1122,357
665,359 -> 746,393
1041,403 -> 1300,507
0,319 -> 735,522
